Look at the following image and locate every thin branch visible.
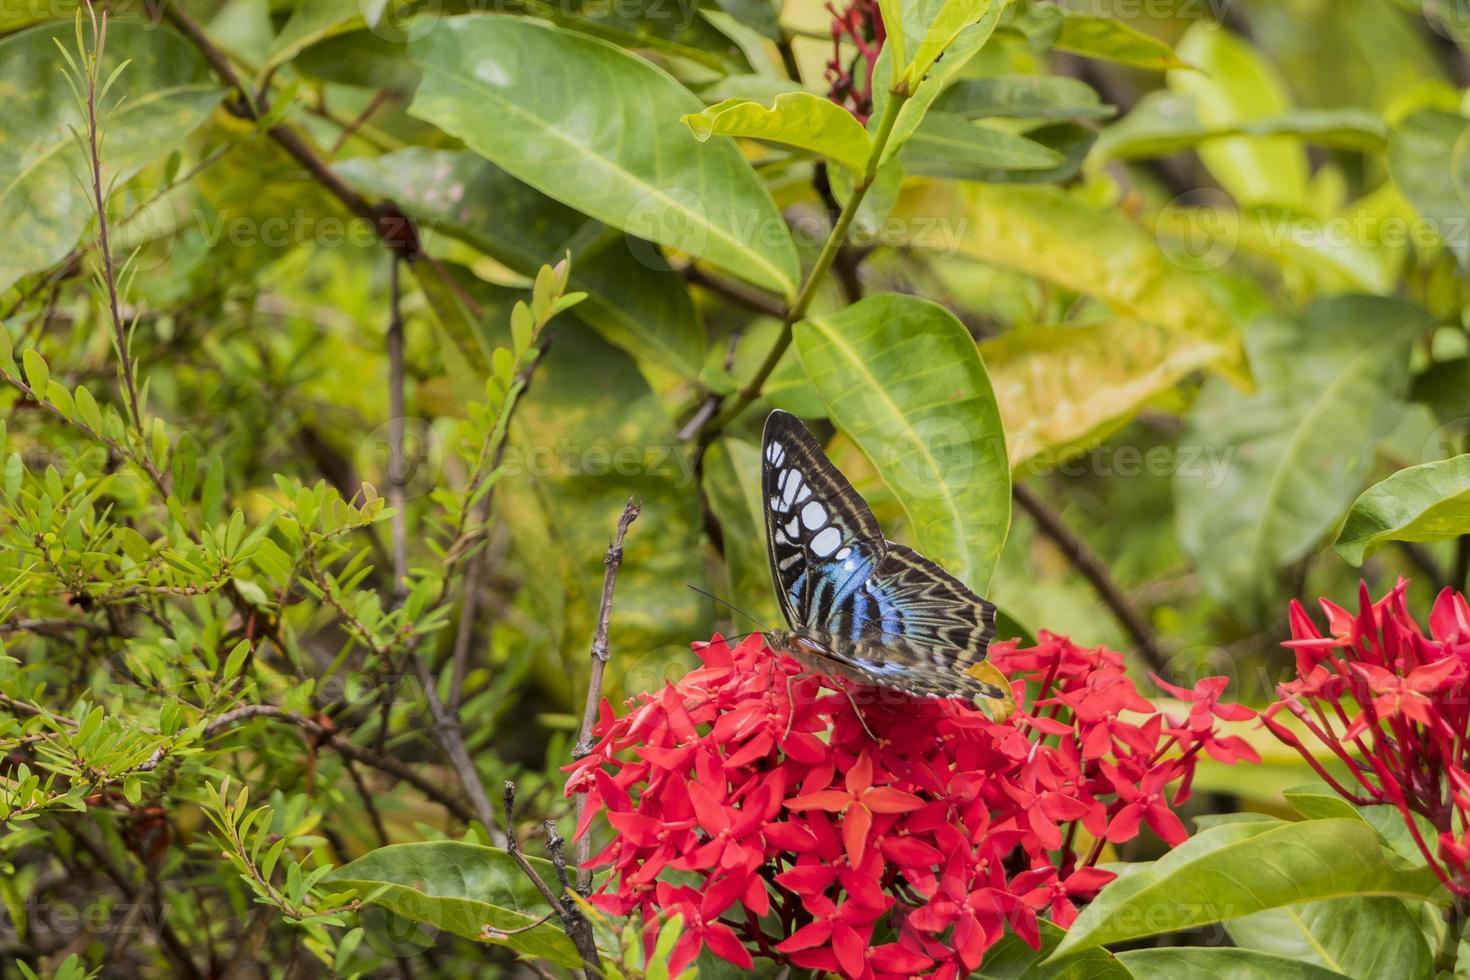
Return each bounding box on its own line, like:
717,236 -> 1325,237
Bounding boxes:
504,782 -> 598,976
65,822 -> 203,980
681,264 -> 787,320
573,497 -> 640,891
77,5 -> 145,438
386,256 -> 408,601
1011,482 -> 1168,673
156,1 -> 421,261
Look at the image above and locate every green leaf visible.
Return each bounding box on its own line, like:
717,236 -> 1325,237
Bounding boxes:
21,350 -> 48,395
976,919 -> 1132,978
1054,12 -> 1186,71
408,17 -> 798,299
1169,24 -> 1309,208
337,149 -> 705,380
905,0 -> 994,89
794,293 -> 1010,593
1335,455 -> 1470,565
983,320 -> 1225,474
324,841 -> 582,967
1227,898 -> 1433,980
1116,948 -> 1353,980
1176,296 -> 1427,608
497,322 -> 708,705
1095,92 -> 1387,162
935,75 -> 1116,121
262,0 -> 362,78
874,0 -> 1007,163
1053,818 -> 1441,959
682,92 -> 874,173
0,21 -> 222,292
901,112 -> 1064,179
1388,109 -> 1470,265
904,183 -> 1247,384
703,438 -> 782,629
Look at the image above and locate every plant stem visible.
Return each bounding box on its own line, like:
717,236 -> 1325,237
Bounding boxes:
699,91 -> 909,443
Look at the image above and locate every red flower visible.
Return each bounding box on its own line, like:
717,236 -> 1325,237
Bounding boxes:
569,630 -> 1248,977
1265,581 -> 1470,899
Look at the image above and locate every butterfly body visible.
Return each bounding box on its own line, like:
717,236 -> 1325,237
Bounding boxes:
760,410 -> 1015,721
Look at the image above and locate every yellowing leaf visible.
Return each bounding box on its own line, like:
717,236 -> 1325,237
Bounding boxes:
683,92 -> 874,173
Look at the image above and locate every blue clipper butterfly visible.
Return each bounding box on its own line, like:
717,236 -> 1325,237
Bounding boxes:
761,410 -> 1016,722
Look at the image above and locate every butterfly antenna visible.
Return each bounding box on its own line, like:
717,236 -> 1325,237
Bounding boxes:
687,585 -> 770,633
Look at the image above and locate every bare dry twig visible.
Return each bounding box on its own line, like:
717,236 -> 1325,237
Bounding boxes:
572,497 -> 641,891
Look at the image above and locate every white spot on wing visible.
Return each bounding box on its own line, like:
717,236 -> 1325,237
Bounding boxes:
784,516 -> 799,537
810,526 -> 841,557
801,501 -> 826,530
766,441 -> 785,465
782,471 -> 804,506
793,484 -> 813,504
834,547 -> 850,560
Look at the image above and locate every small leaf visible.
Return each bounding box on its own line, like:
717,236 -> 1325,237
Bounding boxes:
21,349 -> 48,395
683,92 -> 874,173
1054,11 -> 1187,71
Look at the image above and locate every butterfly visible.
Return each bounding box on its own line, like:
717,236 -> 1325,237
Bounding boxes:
760,409 -> 1016,722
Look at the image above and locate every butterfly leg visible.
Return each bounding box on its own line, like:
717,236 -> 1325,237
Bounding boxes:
837,681 -> 878,742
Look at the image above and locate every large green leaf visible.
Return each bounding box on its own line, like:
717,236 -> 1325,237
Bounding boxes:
1388,109 -> 1470,265
794,294 -> 1010,593
0,21 -> 222,293
336,148 -> 705,380
703,438 -> 782,630
899,182 -> 1248,384
262,0 -> 362,77
1052,818 -> 1441,959
408,16 -> 798,299
497,321 -> 708,704
1175,296 -> 1427,607
1115,949 -> 1353,980
1227,898 -> 1433,980
1169,24 -> 1308,208
901,113 -> 1064,179
1335,455 -> 1470,565
324,841 -> 582,967
683,92 -> 873,173
983,320 -> 1224,474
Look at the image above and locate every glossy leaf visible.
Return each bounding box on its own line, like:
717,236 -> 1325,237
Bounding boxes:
1053,818 -> 1442,958
408,17 -> 798,299
1054,12 -> 1185,71
1116,949 -> 1353,980
262,0 -> 361,77
794,293 -> 1010,593
983,320 -> 1224,474
1335,455 -> 1470,565
901,112 -> 1064,179
336,148 -> 705,380
1169,25 -> 1309,208
1227,898 -> 1433,979
682,92 -> 874,173
873,0 -> 1007,163
323,841 -> 582,967
905,0 -> 993,87
0,21 -> 222,292
1176,296 -> 1427,607
1388,109 -> 1470,265
898,182 -> 1248,383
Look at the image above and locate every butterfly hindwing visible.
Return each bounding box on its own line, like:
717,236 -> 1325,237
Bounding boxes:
760,411 -> 1015,720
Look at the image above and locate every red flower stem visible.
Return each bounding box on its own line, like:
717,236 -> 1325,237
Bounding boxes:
1263,715 -> 1372,804
1365,752 -> 1466,896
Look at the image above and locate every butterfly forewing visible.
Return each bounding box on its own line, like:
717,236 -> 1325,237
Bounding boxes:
761,411 -> 884,631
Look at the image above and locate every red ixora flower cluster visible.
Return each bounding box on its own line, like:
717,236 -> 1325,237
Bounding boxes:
1266,580 -> 1470,898
825,0 -> 885,122
566,632 -> 1256,978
